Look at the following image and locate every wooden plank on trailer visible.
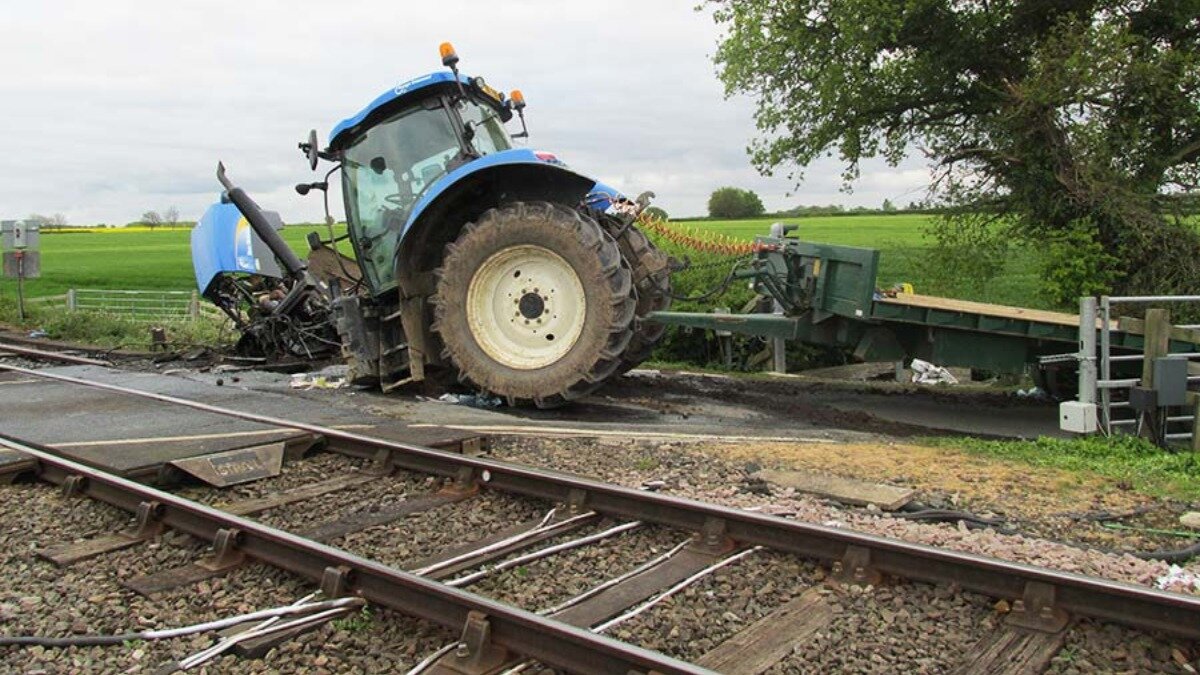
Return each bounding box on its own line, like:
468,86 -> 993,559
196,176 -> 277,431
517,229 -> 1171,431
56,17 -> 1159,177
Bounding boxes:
949,625 -> 1068,675
695,587 -> 833,675
1117,316 -> 1200,347
878,294 -> 1085,327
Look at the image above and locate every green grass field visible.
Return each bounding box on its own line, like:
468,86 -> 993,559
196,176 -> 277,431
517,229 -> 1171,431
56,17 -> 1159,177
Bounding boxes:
670,215 -> 1044,309
0,226 -> 337,300
0,215 -> 1047,311
674,214 -> 932,247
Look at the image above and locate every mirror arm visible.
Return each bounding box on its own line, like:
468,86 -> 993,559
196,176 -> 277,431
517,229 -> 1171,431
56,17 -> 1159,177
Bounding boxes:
511,108 -> 530,140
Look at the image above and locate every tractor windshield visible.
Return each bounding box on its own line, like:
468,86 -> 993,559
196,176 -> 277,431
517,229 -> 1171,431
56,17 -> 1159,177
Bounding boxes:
456,97 -> 512,156
342,103 -> 462,291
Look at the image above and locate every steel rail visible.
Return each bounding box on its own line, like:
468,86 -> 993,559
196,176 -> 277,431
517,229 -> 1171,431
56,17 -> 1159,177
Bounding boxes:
5,364 -> 1200,640
0,433 -> 709,675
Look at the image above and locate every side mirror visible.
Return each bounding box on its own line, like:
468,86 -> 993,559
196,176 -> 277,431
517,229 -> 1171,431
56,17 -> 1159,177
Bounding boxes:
306,129 -> 319,170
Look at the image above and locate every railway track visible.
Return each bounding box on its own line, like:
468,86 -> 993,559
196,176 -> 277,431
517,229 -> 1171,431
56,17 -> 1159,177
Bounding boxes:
0,358 -> 1197,672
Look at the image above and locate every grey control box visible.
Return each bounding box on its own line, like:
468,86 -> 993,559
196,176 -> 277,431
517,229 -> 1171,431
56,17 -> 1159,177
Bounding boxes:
1,220 -> 40,250
1153,356 -> 1189,407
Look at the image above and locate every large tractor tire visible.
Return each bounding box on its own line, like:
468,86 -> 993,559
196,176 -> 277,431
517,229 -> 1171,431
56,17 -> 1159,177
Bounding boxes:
601,219 -> 672,374
433,202 -> 635,407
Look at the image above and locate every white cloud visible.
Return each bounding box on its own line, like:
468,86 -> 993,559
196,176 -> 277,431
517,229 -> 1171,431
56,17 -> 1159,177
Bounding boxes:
0,1 -> 932,224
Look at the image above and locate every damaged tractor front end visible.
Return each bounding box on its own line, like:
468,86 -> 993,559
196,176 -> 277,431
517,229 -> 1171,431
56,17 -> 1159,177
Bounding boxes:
191,177 -> 339,364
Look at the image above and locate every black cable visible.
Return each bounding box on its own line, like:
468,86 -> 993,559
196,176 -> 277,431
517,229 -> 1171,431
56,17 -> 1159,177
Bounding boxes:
0,634 -> 140,647
898,502 -> 1198,563
1132,541 -> 1200,563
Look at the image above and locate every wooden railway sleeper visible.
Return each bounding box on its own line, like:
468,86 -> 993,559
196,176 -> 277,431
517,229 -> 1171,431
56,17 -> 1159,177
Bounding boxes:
1007,581 -> 1071,633
460,437 -> 485,457
196,528 -> 246,572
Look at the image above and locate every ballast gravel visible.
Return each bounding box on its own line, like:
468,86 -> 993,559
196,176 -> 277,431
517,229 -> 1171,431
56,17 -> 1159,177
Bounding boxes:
491,435 -> 1197,593
0,477 -> 456,674
0,432 -> 1196,673
490,434 -> 1200,673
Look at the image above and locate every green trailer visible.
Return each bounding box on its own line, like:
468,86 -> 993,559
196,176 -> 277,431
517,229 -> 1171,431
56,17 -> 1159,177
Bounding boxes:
646,226 -> 1171,383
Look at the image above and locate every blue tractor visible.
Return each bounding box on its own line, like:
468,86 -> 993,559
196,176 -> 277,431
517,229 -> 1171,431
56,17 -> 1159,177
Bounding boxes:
191,44 -> 671,406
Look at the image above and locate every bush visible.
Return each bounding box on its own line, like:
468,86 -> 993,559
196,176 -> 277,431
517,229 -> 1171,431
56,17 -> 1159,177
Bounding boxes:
1038,219 -> 1121,309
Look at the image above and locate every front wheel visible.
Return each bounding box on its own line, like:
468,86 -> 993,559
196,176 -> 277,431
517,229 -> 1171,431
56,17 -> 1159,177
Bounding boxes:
433,202 -> 634,407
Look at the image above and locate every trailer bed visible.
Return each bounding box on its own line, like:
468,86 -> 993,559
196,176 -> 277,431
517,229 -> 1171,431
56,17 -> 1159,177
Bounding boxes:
878,293 -> 1083,328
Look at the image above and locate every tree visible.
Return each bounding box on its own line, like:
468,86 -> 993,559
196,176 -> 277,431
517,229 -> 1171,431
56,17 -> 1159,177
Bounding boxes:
163,206 -> 180,227
708,187 -> 766,218
141,210 -> 163,229
881,199 -> 896,213
712,1 -> 1200,304
643,206 -> 670,221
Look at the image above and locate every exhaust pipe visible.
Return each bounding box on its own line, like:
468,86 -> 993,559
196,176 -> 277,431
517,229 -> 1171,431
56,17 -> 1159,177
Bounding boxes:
216,162 -> 306,280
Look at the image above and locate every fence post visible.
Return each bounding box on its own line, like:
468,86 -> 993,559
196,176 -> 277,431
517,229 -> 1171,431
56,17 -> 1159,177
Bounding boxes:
67,288 -> 77,312
1192,395 -> 1200,453
1142,308 -> 1170,388
189,290 -> 200,320
769,222 -> 788,375
1077,297 -> 1097,405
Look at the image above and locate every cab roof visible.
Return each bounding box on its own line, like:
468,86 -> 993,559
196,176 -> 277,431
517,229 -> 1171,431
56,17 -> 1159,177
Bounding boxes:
328,71 -> 507,151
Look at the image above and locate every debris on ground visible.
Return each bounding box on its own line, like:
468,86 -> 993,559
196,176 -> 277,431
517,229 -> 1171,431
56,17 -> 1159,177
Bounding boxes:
1181,512 -> 1200,529
910,358 -> 959,385
289,373 -> 347,390
433,392 -> 503,409
1157,565 -> 1200,593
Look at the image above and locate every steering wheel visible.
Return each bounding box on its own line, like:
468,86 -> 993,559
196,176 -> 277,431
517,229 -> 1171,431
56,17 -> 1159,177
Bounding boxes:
384,193 -> 412,208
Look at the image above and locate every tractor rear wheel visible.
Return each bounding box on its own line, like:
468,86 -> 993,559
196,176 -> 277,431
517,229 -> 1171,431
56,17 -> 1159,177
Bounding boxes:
601,219 -> 672,374
433,202 -> 634,407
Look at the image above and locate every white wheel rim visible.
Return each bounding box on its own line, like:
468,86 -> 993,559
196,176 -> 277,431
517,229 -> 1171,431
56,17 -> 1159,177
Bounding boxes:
466,245 -> 587,370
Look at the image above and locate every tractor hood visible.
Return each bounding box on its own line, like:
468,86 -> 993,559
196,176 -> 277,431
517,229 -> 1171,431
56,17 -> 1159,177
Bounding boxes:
191,201 -> 284,296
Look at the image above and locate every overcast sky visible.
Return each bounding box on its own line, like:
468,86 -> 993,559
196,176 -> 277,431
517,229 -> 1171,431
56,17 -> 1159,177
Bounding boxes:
1,1 -> 931,225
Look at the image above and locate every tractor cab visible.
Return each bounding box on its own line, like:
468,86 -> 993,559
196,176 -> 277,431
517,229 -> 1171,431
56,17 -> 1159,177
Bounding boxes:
325,45 -> 527,294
